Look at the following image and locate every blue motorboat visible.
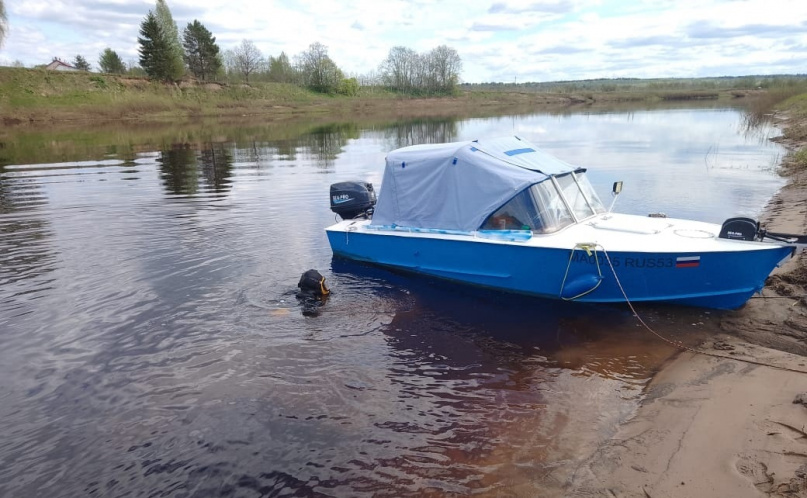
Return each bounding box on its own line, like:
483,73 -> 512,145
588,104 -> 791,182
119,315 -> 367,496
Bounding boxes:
325,136 -> 795,310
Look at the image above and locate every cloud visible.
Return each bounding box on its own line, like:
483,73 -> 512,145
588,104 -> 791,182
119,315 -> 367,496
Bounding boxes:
533,45 -> 589,55
470,21 -> 522,32
686,20 -> 807,40
608,35 -> 688,49
488,0 -> 575,14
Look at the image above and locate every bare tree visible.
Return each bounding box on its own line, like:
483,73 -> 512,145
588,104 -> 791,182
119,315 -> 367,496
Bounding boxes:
381,46 -> 418,92
380,45 -> 462,95
230,39 -> 263,83
429,45 -> 462,92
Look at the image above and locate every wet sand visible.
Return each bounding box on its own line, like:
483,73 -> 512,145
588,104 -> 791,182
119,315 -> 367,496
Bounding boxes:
570,112 -> 807,497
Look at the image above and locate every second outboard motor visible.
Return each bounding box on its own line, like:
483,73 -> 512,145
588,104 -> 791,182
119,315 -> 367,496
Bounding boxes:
719,217 -> 759,241
330,181 -> 376,220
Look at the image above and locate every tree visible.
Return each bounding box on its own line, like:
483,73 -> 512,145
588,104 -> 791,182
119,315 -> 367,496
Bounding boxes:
267,52 -> 295,83
379,45 -> 462,95
229,39 -> 263,83
138,12 -> 172,80
72,55 -> 91,71
381,46 -> 419,93
154,0 -> 184,80
296,42 -> 344,94
428,45 -> 462,93
99,48 -> 126,74
182,20 -> 221,81
0,0 -> 7,48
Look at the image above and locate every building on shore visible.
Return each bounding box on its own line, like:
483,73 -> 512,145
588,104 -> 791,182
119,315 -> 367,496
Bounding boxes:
44,58 -> 78,71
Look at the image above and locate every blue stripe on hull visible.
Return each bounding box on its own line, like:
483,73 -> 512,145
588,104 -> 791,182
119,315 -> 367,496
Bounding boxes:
327,230 -> 793,310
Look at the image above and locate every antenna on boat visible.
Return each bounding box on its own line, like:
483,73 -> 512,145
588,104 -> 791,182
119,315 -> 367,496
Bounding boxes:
608,181 -> 623,214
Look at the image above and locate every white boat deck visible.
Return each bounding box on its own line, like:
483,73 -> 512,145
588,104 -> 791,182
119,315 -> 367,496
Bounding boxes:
327,213 -> 784,255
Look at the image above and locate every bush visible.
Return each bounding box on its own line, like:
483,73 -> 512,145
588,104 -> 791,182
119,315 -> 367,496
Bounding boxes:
339,77 -> 359,96
793,149 -> 807,169
90,75 -> 107,89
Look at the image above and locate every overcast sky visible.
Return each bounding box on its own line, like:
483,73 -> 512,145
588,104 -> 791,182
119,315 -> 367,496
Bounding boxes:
1,0 -> 805,83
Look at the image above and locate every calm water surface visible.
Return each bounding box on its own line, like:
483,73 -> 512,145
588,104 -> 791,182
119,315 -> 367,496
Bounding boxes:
0,107 -> 785,496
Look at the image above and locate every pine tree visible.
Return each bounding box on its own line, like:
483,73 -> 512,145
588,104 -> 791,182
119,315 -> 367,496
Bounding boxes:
72,55 -> 91,71
268,52 -> 295,83
138,12 -> 171,80
182,20 -> 222,81
154,0 -> 185,80
99,48 -> 126,74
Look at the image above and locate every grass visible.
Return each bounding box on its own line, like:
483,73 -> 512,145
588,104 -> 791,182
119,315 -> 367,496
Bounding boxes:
0,67 -> 334,123
751,86 -> 807,174
7,67 -> 806,126
794,149 -> 807,168
740,81 -> 807,129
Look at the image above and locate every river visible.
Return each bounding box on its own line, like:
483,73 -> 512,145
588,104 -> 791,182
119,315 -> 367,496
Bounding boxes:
0,105 -> 785,496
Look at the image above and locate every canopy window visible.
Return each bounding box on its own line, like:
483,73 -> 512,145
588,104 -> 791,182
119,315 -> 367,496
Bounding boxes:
481,181 -> 575,234
481,171 -> 605,234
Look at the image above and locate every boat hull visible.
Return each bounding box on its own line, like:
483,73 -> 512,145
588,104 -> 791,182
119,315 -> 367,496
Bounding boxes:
326,228 -> 793,310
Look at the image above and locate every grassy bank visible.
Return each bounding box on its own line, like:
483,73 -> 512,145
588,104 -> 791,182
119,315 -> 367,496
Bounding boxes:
752,85 -> 807,171
0,67 -> 787,126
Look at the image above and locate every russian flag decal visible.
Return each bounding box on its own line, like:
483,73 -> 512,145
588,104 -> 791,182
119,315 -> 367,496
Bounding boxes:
676,256 -> 700,268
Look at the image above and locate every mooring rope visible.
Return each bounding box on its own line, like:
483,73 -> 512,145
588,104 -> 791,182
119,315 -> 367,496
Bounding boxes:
590,244 -> 807,375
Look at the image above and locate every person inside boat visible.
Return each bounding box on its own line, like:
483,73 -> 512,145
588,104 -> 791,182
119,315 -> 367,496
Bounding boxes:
481,181 -> 573,233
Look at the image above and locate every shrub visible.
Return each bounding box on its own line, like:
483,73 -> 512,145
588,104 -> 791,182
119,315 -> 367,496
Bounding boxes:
339,77 -> 359,96
90,75 -> 108,89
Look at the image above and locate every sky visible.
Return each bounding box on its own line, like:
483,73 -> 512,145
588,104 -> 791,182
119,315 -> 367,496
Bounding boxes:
0,0 -> 805,83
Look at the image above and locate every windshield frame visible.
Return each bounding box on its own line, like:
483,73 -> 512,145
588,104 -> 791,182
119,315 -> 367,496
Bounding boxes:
551,170 -> 604,224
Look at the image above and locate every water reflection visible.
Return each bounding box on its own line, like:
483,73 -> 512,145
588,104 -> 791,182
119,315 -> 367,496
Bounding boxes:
0,170 -> 56,295
158,143 -> 234,196
380,118 -> 460,150
301,123 -> 361,166
199,146 -> 234,193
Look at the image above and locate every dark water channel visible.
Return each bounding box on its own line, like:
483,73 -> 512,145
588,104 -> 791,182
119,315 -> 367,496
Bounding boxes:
0,107 -> 785,496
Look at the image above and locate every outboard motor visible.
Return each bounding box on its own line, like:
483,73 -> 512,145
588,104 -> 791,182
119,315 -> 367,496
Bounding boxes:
330,181 -> 376,220
719,217 -> 759,241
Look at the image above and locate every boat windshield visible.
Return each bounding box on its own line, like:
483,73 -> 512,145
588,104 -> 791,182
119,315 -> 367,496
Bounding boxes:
573,172 -> 606,214
555,173 -> 605,220
480,172 -> 605,234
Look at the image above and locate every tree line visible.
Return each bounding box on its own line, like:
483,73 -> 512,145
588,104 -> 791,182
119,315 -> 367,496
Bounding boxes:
11,0 -> 462,96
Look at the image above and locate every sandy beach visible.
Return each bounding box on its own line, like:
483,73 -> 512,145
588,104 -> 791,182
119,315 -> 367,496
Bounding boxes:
567,113 -> 807,497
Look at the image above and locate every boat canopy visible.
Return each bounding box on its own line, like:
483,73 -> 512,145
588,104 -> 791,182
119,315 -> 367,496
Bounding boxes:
371,136 -> 581,232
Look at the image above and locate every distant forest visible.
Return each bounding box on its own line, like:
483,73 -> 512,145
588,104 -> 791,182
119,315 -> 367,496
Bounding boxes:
464,75 -> 807,93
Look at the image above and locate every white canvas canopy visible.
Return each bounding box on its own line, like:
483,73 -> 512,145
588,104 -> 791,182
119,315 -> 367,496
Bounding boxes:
370,136 -> 578,231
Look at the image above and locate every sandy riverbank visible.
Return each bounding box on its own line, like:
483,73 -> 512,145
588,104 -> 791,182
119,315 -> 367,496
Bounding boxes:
568,113 -> 807,497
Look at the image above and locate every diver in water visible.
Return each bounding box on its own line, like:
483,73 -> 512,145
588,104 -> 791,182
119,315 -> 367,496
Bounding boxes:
296,269 -> 330,316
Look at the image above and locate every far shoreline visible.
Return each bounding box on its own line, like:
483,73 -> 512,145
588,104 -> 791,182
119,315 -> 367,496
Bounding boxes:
0,66 -> 766,128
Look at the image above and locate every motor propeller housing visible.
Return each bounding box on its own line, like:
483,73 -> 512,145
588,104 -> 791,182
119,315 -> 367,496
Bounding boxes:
330,182 -> 376,220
